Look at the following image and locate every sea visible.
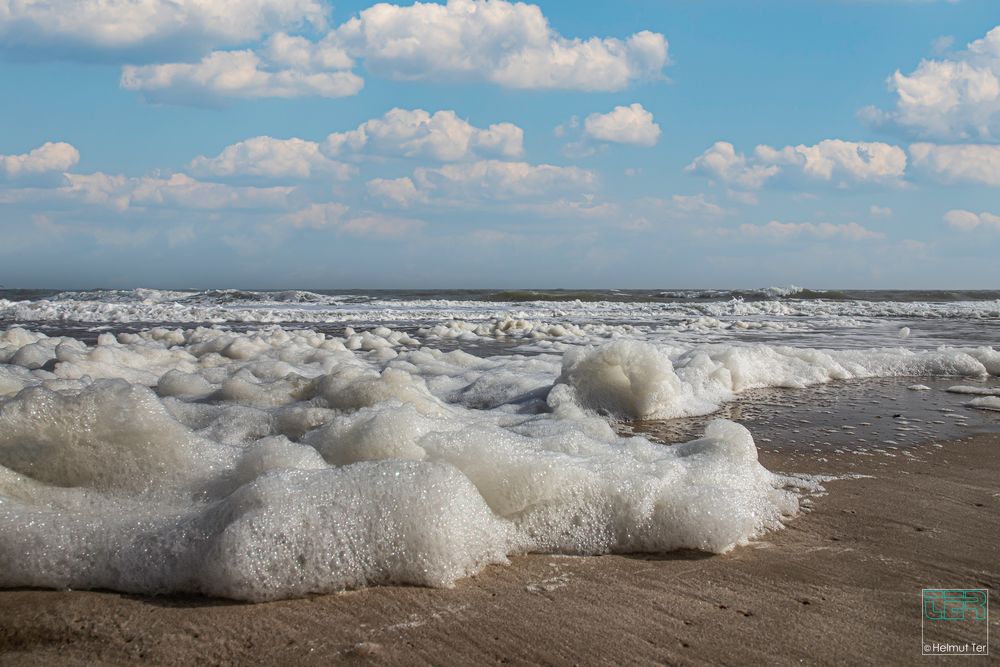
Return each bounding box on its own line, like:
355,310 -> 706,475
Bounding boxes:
0,286 -> 998,600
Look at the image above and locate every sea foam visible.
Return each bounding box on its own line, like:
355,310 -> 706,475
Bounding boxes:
1,324 -> 997,600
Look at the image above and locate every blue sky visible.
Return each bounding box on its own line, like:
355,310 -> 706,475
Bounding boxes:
1,0 -> 1000,289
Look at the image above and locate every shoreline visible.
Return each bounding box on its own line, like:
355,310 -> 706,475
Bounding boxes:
1,434 -> 998,665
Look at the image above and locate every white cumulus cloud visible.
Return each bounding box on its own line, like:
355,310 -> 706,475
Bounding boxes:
60,172 -> 294,211
862,25 -> 1000,140
325,108 -> 523,161
582,103 -> 660,146
685,142 -> 780,190
0,0 -> 326,57
369,160 -> 597,206
1,142 -> 80,178
412,160 -> 596,201
943,209 -> 1000,231
186,109 -> 518,183
367,177 -> 423,207
116,0 -> 667,103
262,32 -> 353,71
333,0 -> 668,91
663,193 -> 727,218
910,143 -> 1000,186
188,136 -> 355,180
121,48 -> 363,104
755,140 -> 907,185
688,140 -> 907,190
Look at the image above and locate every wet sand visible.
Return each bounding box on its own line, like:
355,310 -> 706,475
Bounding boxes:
1,434 -> 997,666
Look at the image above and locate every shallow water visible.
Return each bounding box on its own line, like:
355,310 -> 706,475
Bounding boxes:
629,376 -> 1000,452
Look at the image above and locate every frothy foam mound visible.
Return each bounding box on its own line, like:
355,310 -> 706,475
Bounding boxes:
946,385 -> 1000,396
967,396 -> 1000,411
2,324 -> 998,600
557,340 -> 707,419
554,339 -> 996,420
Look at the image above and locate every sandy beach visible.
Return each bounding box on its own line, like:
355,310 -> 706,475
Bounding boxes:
5,0 -> 1000,660
1,432 -> 996,666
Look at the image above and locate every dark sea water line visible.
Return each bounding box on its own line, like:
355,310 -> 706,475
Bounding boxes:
3,287 -> 1000,304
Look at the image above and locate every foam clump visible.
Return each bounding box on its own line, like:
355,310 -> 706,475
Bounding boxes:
557,340 -> 704,419
418,317 -> 599,342
2,324 -> 998,601
553,340 -> 997,421
197,461 -> 515,599
967,396 -> 1000,411
946,385 -> 1000,396
0,379 -> 233,493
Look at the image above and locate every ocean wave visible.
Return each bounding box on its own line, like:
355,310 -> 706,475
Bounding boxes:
6,287 -> 1000,308
2,291 -> 998,329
